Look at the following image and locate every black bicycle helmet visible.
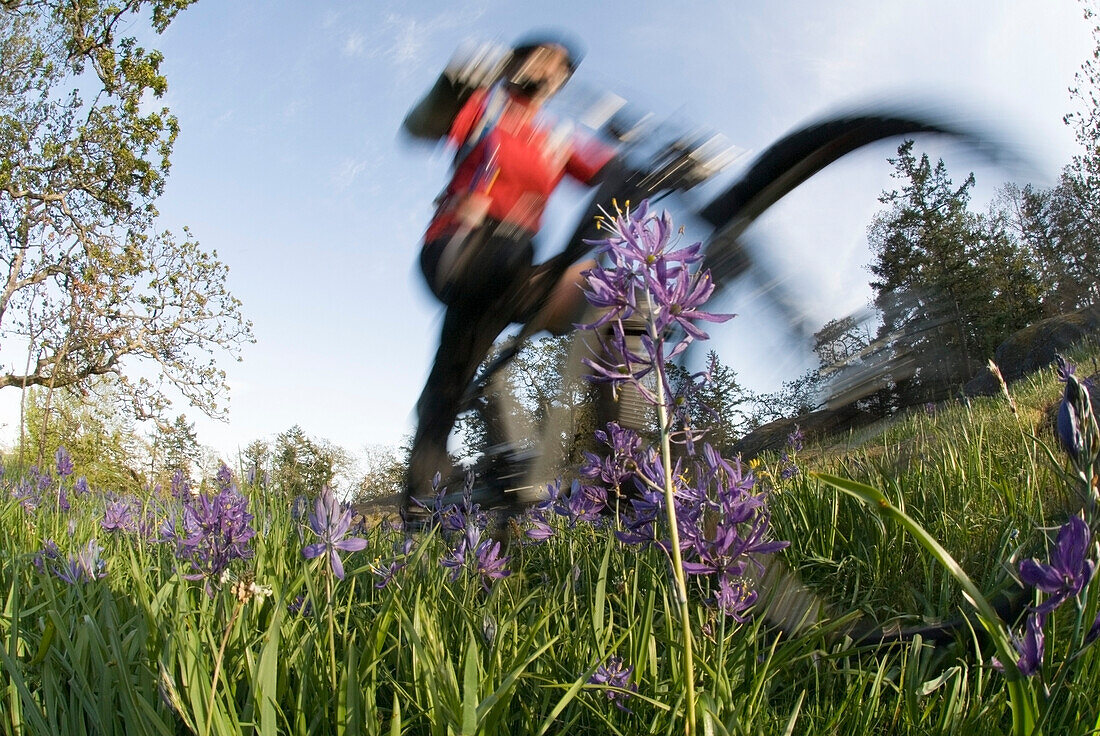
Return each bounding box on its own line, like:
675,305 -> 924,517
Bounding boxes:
510,29 -> 585,72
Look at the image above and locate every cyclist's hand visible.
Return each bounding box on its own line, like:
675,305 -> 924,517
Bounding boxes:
454,193 -> 491,229
444,40 -> 510,93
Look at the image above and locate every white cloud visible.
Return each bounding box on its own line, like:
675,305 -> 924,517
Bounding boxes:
333,4 -> 491,75
342,31 -> 366,58
332,156 -> 373,191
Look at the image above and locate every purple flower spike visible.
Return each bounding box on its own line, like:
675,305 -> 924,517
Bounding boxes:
1014,612 -> 1045,677
102,498 -> 137,533
54,540 -> 107,584
588,654 -> 638,712
176,479 -> 256,580
1087,608 -> 1100,645
1055,354 -> 1097,463
714,576 -> 758,622
525,512 -> 555,542
474,540 -> 512,587
55,447 -> 74,479
787,426 -> 804,452
302,485 -> 368,580
1018,514 -> 1095,613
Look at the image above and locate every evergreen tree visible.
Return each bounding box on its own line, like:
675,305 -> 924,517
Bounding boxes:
272,426 -> 349,498
867,141 -> 1043,404
150,414 -> 201,483
668,351 -> 751,450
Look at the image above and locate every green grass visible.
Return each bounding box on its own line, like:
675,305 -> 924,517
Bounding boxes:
2,345 -> 1099,734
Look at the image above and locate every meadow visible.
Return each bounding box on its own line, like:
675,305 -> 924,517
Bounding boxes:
0,345 -> 1097,736
2,204 -> 1099,736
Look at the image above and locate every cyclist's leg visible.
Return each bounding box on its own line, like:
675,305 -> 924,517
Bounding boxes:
406,300 -> 506,508
405,225 -> 537,514
521,259 -> 595,336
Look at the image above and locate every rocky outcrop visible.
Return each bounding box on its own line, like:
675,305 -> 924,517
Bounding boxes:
730,403 -> 879,461
965,303 -> 1100,396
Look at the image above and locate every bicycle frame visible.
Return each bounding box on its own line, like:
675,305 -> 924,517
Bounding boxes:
434,104 -> 995,512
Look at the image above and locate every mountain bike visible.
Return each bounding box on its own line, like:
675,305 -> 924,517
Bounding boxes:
414,95 -> 1024,642
422,98 -> 994,503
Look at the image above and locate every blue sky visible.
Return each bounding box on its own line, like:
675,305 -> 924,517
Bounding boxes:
6,0 -> 1090,464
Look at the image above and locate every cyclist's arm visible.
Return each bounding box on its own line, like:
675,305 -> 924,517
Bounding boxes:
564,134 -> 617,185
402,41 -> 507,141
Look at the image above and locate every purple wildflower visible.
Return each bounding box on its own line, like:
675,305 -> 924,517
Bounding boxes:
372,538 -> 415,589
53,540 -> 107,584
525,511 -> 555,542
441,529 -> 475,581
441,521 -> 512,590
302,485 -> 368,580
614,485 -> 665,546
1055,354 -> 1097,462
587,654 -> 638,712
33,540 -> 62,572
1018,514 -> 1095,613
714,577 -> 758,622
1013,612 -> 1045,677
787,426 -> 804,453
372,559 -> 404,588
578,204 -> 731,409
55,447 -> 74,478
169,469 -> 191,499
288,594 -> 313,617
474,539 -> 512,586
176,469 -> 256,580
73,476 -> 89,496
565,481 -> 607,524
102,498 -> 137,533
215,464 -> 234,491
581,422 -> 645,495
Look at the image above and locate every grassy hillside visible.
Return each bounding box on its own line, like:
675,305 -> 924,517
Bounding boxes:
0,344 -> 1097,735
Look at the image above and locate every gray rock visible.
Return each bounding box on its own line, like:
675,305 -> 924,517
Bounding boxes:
731,404 -> 878,461
964,304 -> 1100,396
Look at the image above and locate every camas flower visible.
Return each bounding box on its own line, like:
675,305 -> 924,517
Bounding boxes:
302,485 -> 368,580
176,468 -> 256,580
55,447 -> 74,479
714,577 -> 758,621
1018,514 -> 1095,613
54,540 -> 107,584
33,540 -> 62,573
1055,354 -> 1098,465
581,422 -> 645,495
102,498 -> 137,533
1000,611 -> 1045,677
587,654 -> 638,712
524,510 -> 555,542
169,469 -> 192,499
371,538 -> 415,589
474,539 -> 512,585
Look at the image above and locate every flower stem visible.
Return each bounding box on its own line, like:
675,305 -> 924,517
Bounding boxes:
326,570 -> 338,693
204,597 -> 244,736
648,297 -> 697,736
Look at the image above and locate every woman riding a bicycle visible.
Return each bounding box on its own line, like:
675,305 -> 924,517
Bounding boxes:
401,31 -> 617,517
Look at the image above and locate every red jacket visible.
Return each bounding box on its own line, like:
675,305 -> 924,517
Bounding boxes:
425,87 -> 614,243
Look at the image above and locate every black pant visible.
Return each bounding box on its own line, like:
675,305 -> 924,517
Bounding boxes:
406,221 -> 537,511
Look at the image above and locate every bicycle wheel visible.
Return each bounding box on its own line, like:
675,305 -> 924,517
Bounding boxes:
527,107 -> 1024,643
